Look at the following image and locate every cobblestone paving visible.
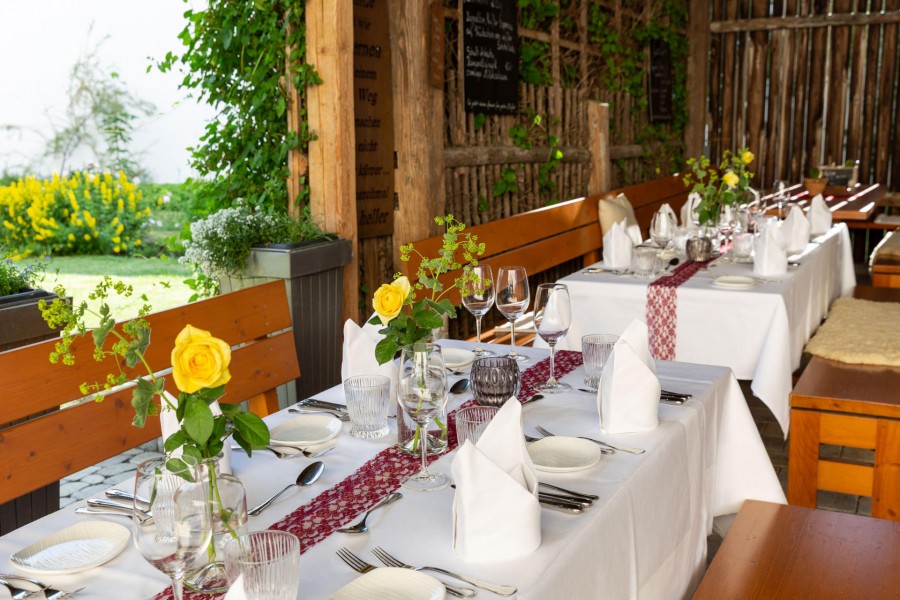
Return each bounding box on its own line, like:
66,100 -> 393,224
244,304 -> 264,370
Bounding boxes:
59,441 -> 163,508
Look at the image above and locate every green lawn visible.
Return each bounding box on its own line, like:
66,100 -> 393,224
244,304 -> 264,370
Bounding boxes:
38,255 -> 195,327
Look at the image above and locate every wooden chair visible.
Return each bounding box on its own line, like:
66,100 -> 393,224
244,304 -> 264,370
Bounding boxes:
0,280 -> 300,532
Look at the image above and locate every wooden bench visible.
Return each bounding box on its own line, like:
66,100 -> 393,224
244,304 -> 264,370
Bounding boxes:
0,280 -> 299,533
693,500 -> 900,599
401,175 -> 688,344
871,230 -> 900,288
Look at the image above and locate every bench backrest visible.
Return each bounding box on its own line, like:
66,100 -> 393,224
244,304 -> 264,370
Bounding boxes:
0,280 -> 299,506
400,175 -> 687,305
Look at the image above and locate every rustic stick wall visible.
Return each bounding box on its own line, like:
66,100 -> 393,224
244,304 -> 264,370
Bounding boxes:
707,0 -> 900,190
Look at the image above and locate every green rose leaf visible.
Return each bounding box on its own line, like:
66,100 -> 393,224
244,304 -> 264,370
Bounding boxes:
210,415 -> 227,442
131,377 -> 156,428
219,403 -> 242,417
375,337 -> 398,365
233,412 -> 270,448
164,429 -> 187,453
165,457 -> 195,483
417,309 -> 444,330
183,396 -> 214,447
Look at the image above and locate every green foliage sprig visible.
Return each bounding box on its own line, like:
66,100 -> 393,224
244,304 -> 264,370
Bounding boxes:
492,113 -> 563,203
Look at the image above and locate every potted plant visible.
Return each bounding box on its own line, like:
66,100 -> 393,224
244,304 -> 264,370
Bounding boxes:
804,168 -> 828,196
0,251 -> 59,351
181,201 -> 352,402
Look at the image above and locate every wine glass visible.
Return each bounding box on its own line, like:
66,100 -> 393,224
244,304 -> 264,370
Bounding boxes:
462,265 -> 495,357
650,211 -> 674,249
716,204 -> 736,250
532,283 -> 572,392
133,457 -> 211,600
496,266 -> 530,364
398,345 -> 450,491
773,180 -> 788,219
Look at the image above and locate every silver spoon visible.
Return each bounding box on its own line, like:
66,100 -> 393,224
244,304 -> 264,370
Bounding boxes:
248,461 -> 325,516
449,378 -> 471,394
336,492 -> 403,533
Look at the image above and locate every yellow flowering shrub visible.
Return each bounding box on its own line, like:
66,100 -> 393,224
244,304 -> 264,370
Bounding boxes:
0,171 -> 153,256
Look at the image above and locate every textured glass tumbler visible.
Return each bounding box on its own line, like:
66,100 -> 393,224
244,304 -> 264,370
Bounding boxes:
223,531 -> 300,600
470,356 -> 520,407
632,246 -> 659,277
344,374 -> 391,439
582,334 -> 619,391
455,405 -> 500,446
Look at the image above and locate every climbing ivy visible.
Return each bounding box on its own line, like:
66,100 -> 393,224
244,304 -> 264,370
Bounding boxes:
492,112 -> 564,203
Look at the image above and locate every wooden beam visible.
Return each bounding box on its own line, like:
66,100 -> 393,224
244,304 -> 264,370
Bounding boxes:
588,101 -> 611,194
444,146 -> 591,168
710,12 -> 900,34
685,0 -> 710,158
306,0 -> 359,323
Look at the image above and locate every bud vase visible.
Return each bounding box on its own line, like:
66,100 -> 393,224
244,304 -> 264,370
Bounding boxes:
396,344 -> 449,456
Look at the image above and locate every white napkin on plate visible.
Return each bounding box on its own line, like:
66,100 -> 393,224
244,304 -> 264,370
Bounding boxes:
223,574 -> 247,600
780,205 -> 810,254
680,192 -> 702,227
340,316 -> 398,397
452,399 -> 541,562
808,194 -> 832,235
753,224 -> 788,277
602,219 -> 634,269
597,320 -> 660,434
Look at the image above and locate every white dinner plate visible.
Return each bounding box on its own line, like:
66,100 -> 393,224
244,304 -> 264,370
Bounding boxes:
527,436 -> 604,472
712,275 -> 757,290
441,348 -> 476,370
330,567 -> 446,600
9,521 -> 130,575
269,413 -> 342,447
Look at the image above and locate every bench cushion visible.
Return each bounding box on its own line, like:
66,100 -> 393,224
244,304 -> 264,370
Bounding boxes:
804,297 -> 900,366
598,193 -> 638,236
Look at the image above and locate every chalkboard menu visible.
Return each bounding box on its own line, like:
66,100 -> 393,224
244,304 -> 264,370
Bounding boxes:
462,0 -> 518,114
649,39 -> 674,124
354,0 -> 395,239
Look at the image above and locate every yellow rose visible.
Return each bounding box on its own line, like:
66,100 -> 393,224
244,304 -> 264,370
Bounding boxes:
741,150 -> 754,165
372,276 -> 411,325
171,324 -> 232,393
722,171 -> 739,189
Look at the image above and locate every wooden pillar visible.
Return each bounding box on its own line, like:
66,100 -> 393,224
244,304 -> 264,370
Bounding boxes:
389,0 -> 445,269
588,101 -> 611,194
306,0 -> 359,322
685,0 -> 710,159
285,20 -> 308,217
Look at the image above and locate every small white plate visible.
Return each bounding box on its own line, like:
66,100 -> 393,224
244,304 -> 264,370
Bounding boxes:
331,567 -> 446,600
441,348 -> 476,370
712,275 -> 757,290
10,521 -> 130,575
527,436 -> 604,472
269,413 -> 342,447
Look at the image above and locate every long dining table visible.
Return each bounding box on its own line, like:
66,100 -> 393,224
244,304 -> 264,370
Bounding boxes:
0,342 -> 785,599
546,223 -> 856,436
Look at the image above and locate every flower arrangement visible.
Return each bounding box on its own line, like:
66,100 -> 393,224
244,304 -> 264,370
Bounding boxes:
683,147 -> 755,224
370,215 -> 485,363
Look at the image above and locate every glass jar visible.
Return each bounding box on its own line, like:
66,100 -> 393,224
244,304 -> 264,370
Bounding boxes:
396,343 -> 449,456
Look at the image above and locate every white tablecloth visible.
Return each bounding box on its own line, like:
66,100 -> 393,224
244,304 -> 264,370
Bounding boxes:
0,343 -> 785,600
543,224 -> 855,435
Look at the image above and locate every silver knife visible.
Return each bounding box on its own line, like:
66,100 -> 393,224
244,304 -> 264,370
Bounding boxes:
538,491 -> 593,508
538,495 -> 585,513
297,398 -> 348,411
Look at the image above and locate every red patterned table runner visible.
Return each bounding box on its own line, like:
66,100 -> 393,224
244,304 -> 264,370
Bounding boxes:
156,350 -> 583,600
646,259 -> 716,360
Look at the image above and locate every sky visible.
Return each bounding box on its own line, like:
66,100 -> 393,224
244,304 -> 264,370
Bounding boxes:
0,0 -> 214,183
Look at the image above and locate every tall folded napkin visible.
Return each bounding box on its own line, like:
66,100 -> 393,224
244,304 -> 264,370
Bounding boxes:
753,224 -> 787,277
597,320 -> 660,434
659,202 -> 678,224
680,192 -> 702,227
452,399 -> 541,562
780,205 -> 810,254
340,317 -> 398,396
808,194 -> 832,235
602,219 -> 634,269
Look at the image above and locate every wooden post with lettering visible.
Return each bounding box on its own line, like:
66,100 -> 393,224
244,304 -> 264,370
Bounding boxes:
588,101 -> 611,195
306,0 -> 359,323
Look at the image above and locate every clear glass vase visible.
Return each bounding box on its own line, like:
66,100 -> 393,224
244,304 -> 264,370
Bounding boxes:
396,344 -> 449,457
184,453 -> 248,594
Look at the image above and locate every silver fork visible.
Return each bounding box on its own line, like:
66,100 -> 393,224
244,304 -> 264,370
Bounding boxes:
535,425 -> 644,455
525,433 -> 613,454
0,578 -> 36,600
0,575 -> 82,600
336,548 -> 476,598
230,444 -> 334,459
373,546 -> 517,596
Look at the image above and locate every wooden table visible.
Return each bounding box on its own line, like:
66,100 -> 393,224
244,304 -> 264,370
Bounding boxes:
758,182 -> 885,221
693,500 -> 900,599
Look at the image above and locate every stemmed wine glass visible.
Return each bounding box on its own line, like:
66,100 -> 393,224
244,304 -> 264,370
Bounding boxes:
717,204 -> 736,250
133,457 -> 211,600
532,283 -> 572,392
650,211 -> 675,249
462,265 -> 495,357
773,180 -> 788,220
496,266 -> 530,364
398,346 -> 450,491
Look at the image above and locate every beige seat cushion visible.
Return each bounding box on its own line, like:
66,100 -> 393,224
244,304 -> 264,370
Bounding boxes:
598,193 -> 638,236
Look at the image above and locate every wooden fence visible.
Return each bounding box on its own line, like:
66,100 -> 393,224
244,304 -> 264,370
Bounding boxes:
707,0 -> 900,189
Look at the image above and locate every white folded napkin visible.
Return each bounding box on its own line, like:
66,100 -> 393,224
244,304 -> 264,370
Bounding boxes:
597,320 -> 660,434
602,219 -> 634,269
753,224 -> 788,277
780,205 -> 811,254
340,317 -> 398,397
808,194 -> 832,235
452,399 -> 541,562
659,202 -> 677,225
223,574 -> 247,600
626,223 -> 643,247
680,192 -> 702,227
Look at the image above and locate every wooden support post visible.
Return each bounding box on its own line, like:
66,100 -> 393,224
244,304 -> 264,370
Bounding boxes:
306,0 -> 359,323
588,101 -> 610,195
685,0 -> 710,158
285,20 -> 308,218
390,0 -> 445,269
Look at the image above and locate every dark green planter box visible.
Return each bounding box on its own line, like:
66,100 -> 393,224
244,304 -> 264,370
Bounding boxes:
0,289 -> 62,534
220,238 -> 353,405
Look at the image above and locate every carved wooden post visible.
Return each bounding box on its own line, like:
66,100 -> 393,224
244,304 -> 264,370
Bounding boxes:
588,101 -> 611,195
